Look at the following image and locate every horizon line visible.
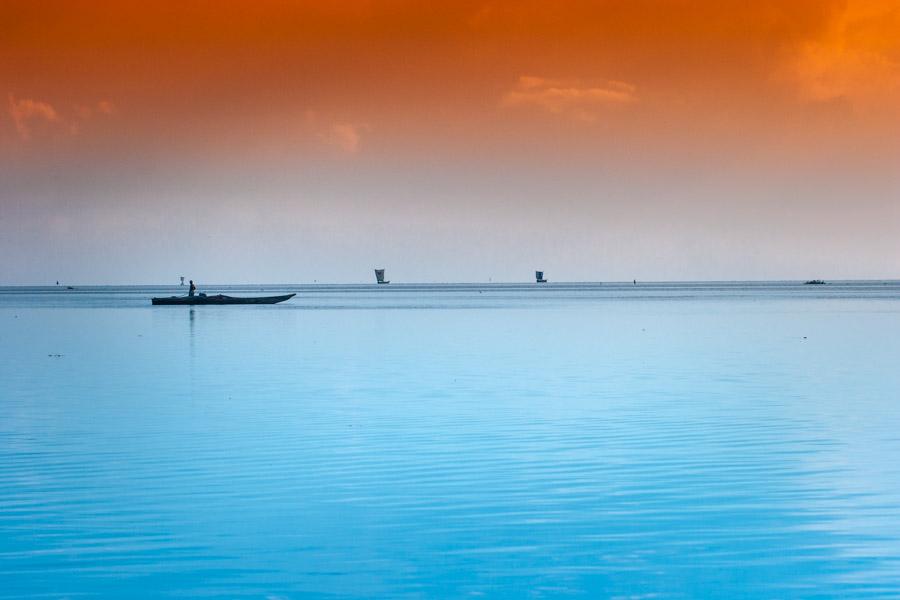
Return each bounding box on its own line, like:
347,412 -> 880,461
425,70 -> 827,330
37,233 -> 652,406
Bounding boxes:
2,278 -> 899,289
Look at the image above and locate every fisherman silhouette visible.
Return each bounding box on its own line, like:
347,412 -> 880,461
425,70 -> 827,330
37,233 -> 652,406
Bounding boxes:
189,280 -> 196,297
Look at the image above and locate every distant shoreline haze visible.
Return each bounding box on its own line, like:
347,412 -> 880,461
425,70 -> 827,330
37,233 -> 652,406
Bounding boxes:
2,280 -> 899,291
3,279 -> 900,287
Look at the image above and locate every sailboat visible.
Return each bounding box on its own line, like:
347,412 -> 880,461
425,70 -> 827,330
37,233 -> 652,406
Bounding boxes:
375,269 -> 390,284
535,270 -> 547,283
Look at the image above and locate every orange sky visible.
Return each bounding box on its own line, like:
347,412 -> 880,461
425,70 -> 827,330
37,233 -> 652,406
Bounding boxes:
2,1 -> 899,283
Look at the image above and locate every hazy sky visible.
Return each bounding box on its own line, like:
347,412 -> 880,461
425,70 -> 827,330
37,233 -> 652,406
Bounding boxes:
2,1 -> 899,284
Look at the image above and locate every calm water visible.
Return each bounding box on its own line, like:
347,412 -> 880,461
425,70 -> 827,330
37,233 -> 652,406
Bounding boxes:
2,282 -> 900,598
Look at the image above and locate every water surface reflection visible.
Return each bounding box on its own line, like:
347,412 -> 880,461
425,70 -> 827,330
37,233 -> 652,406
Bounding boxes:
1,284 -> 899,597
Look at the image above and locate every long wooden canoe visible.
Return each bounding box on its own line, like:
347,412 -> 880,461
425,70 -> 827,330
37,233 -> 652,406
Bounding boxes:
151,293 -> 295,306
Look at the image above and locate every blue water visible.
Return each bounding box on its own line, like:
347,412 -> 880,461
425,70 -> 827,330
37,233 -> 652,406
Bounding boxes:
2,282 -> 900,598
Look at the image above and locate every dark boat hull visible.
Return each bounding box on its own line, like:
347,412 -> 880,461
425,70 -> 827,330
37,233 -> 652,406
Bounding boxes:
151,293 -> 295,306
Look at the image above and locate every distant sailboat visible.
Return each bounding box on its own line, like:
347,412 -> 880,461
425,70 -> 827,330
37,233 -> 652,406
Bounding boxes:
535,270 -> 547,283
375,269 -> 390,284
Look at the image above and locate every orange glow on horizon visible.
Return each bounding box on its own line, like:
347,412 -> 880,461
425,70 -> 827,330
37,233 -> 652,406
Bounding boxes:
2,0 -> 898,170
2,2 -> 899,284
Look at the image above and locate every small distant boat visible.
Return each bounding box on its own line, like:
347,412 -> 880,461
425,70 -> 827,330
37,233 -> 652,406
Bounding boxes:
804,280 -> 826,285
375,269 -> 390,284
535,270 -> 547,283
151,293 -> 295,306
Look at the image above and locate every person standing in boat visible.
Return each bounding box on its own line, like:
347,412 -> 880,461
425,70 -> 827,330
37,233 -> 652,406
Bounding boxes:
188,279 -> 196,297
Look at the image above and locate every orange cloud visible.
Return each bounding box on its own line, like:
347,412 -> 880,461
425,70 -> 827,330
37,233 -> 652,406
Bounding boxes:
96,100 -> 116,115
304,110 -> 366,155
501,76 -> 636,121
7,95 -> 117,141
785,0 -> 900,114
324,123 -> 363,154
7,94 -> 60,141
